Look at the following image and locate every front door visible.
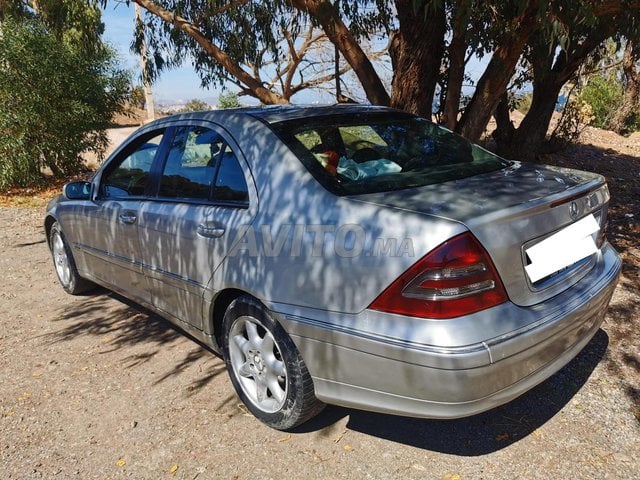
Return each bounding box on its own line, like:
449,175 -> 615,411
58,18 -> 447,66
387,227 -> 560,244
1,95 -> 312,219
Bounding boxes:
80,129 -> 169,303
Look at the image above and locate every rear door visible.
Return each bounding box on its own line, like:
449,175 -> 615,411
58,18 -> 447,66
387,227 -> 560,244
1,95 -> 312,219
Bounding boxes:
138,123 -> 256,329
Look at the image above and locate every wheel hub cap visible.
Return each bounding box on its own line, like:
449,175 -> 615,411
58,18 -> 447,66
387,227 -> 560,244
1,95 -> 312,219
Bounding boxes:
228,316 -> 288,413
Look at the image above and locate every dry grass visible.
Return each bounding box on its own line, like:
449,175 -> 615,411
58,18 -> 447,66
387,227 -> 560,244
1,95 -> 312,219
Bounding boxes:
0,173 -> 92,208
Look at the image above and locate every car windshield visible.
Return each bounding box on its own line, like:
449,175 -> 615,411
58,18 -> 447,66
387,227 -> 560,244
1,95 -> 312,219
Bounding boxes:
271,113 -> 510,195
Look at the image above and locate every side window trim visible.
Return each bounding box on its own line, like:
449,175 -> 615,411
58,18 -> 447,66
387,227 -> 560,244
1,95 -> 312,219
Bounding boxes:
207,140 -> 226,200
146,125 -> 176,198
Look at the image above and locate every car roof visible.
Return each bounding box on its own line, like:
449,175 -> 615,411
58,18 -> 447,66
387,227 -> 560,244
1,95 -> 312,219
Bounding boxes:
158,104 -> 402,126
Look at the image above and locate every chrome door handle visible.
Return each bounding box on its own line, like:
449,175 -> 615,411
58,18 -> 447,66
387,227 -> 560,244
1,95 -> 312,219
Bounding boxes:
119,212 -> 137,224
197,224 -> 225,238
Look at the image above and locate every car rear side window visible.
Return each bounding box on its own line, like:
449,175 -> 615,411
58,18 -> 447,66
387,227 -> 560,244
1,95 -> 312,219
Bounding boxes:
100,130 -> 165,198
158,126 -> 223,200
212,145 -> 249,203
271,114 -> 510,195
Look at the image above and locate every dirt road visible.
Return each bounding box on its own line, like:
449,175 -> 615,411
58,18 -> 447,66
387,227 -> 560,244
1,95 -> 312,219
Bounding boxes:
1,206 -> 638,479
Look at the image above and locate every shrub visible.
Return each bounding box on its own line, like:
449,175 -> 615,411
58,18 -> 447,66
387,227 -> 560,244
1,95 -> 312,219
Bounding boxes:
577,75 -> 623,130
130,86 -> 147,110
217,91 -> 241,109
0,18 -> 130,189
179,99 -> 210,112
550,98 -> 594,149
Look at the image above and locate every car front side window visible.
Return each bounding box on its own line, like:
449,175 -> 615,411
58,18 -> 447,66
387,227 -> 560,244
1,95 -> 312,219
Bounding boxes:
100,131 -> 166,198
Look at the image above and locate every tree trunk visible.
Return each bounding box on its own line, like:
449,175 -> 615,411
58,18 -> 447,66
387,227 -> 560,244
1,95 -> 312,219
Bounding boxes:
388,0 -> 446,117
442,0 -> 470,129
494,21 -> 620,159
498,81 -> 562,160
492,92 -> 516,148
46,154 -> 63,178
457,0 -> 542,142
610,40 -> 640,134
289,0 -> 390,106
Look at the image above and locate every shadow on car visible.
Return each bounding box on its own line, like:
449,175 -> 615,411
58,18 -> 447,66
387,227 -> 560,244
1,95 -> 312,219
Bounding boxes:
294,329 -> 609,455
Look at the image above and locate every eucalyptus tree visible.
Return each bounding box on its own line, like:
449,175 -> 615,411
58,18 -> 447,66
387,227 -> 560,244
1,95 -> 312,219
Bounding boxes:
0,0 -> 105,50
610,40 -> 640,134
123,0 -> 640,157
125,0 -> 389,104
493,1 -> 640,158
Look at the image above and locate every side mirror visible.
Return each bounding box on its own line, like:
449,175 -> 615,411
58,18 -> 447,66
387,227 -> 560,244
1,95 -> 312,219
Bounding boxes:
63,181 -> 92,200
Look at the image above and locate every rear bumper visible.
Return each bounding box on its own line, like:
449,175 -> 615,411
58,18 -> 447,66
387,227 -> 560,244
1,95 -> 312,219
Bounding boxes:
276,243 -> 621,419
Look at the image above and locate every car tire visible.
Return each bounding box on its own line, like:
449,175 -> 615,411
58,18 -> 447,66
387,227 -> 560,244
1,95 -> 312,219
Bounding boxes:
222,295 -> 324,430
49,222 -> 94,295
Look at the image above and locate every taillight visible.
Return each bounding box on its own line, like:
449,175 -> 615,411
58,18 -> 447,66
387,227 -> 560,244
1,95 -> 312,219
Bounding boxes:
369,232 -> 508,319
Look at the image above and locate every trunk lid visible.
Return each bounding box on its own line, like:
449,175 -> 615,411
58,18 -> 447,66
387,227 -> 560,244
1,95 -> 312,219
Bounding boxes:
350,161 -> 609,307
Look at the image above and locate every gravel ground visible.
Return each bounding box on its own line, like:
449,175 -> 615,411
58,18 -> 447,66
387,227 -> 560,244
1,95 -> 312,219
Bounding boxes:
0,203 -> 638,479
1,121 -> 639,480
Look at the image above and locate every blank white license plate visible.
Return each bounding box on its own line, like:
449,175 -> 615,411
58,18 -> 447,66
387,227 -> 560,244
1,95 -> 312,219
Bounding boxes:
524,214 -> 599,283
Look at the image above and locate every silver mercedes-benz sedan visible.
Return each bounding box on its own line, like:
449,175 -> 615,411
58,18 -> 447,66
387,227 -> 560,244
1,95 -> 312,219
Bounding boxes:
45,105 -> 621,430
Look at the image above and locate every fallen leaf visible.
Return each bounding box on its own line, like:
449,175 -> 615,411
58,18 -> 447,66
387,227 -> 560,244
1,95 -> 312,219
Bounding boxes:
18,392 -> 32,401
169,464 -> 179,474
532,429 -> 543,439
495,433 -> 510,442
277,434 -> 291,443
32,371 -> 43,378
115,459 -> 126,468
343,444 -> 353,451
102,337 -> 112,344
443,474 -> 461,480
334,429 -> 348,444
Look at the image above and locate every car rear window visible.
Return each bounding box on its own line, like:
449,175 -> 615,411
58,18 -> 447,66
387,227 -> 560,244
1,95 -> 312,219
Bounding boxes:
271,113 -> 510,195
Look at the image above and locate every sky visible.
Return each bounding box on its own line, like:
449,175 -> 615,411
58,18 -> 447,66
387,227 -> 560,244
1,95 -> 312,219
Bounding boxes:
101,1 -> 217,105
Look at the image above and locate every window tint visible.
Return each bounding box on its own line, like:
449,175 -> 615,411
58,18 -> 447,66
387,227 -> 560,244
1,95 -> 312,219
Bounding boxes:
101,131 -> 165,198
212,145 -> 249,203
159,126 -> 223,200
273,114 -> 510,196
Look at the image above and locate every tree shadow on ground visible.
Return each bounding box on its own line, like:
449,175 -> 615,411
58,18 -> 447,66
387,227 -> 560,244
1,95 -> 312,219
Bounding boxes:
298,329 -> 609,455
14,239 -> 46,247
600,279 -> 640,423
45,289 -> 181,350
43,289 -> 225,396
540,142 -> 639,417
44,284 -> 625,445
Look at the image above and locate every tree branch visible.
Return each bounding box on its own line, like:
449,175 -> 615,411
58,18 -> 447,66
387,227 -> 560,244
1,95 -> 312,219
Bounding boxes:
287,0 -> 390,105
133,0 -> 287,105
